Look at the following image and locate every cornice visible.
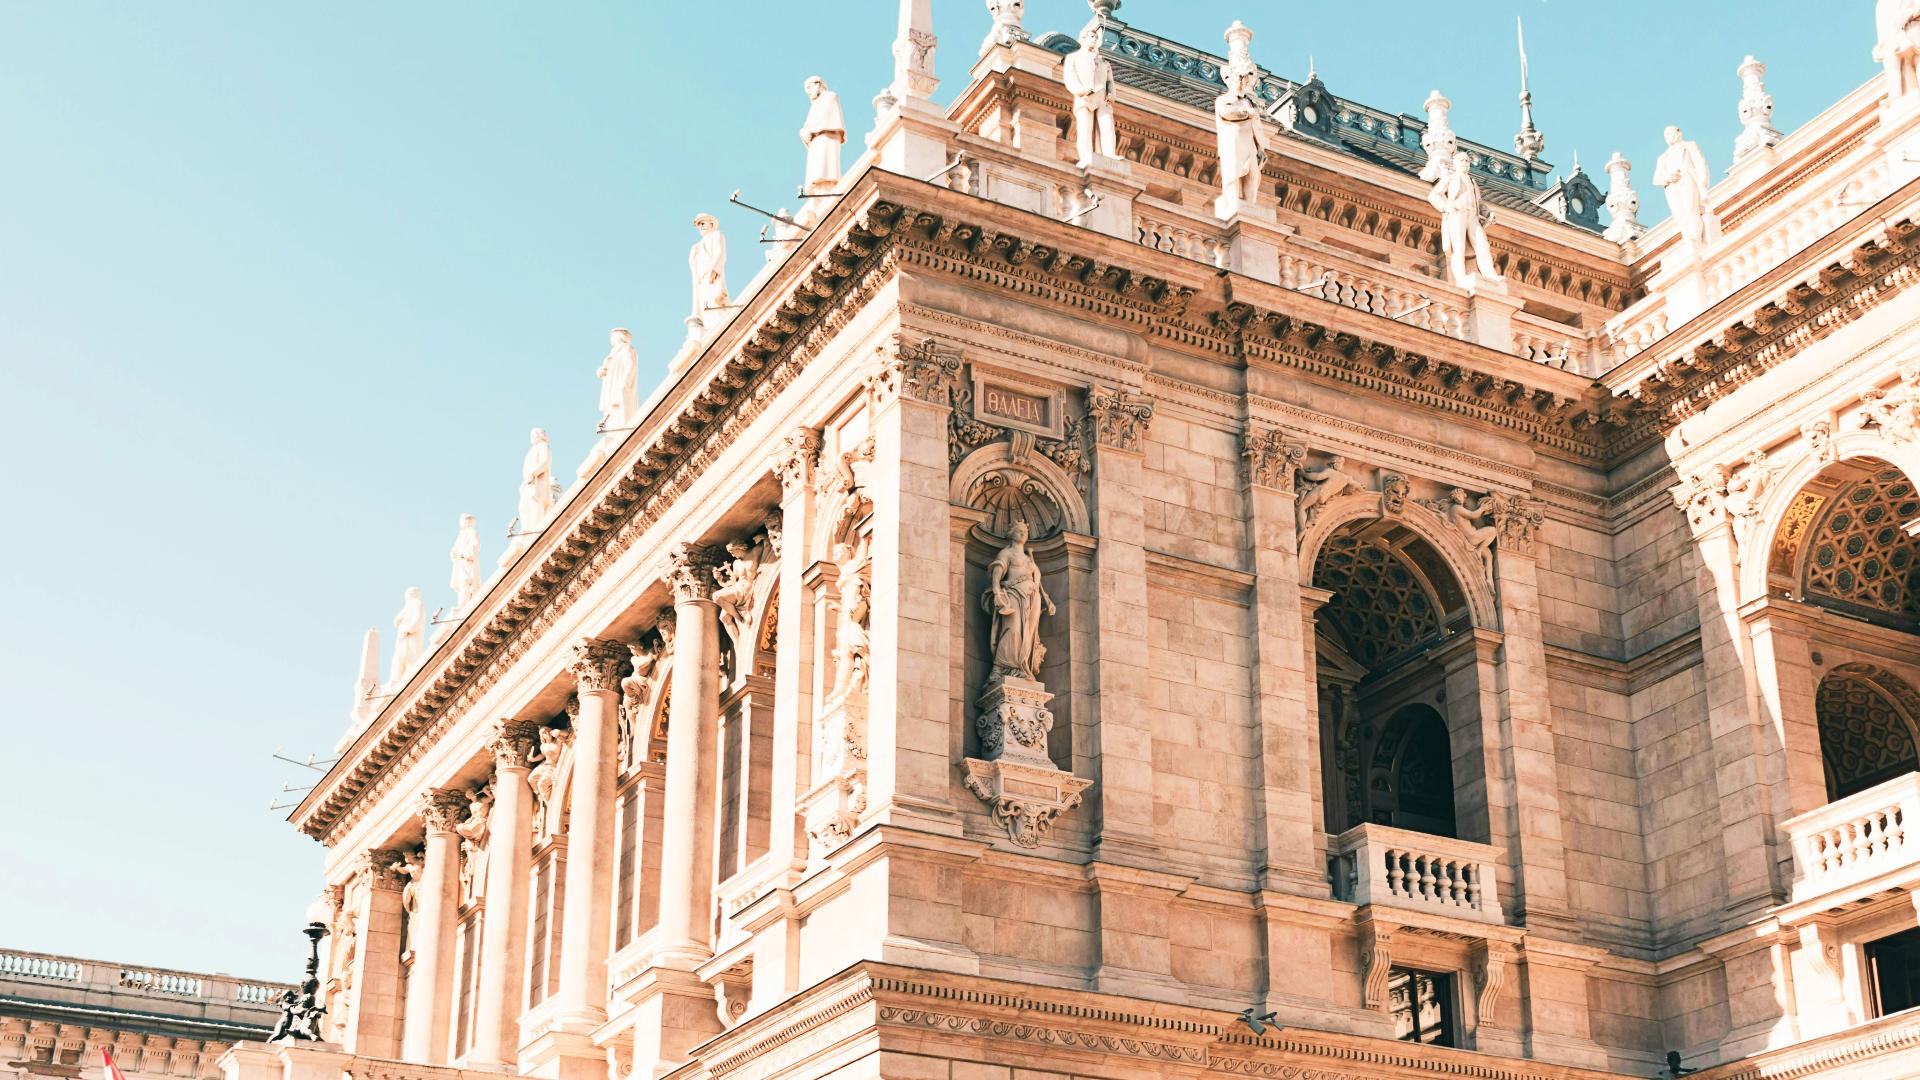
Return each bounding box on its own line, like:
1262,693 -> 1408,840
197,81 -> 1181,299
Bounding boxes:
1692,1008 -> 1920,1080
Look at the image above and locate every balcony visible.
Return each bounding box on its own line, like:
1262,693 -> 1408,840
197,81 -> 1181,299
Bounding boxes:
1784,772 -> 1920,911
1327,824 -> 1505,926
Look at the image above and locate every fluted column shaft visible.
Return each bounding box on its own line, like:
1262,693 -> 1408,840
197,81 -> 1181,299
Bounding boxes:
469,721 -> 539,1067
401,791 -> 465,1062
554,640 -> 626,1024
655,544 -> 721,967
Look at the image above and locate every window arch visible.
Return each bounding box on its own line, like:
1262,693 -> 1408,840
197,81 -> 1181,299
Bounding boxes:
1817,664 -> 1920,802
1770,461 -> 1920,631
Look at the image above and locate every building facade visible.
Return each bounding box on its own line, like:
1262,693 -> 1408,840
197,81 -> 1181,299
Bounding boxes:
0,949 -> 287,1080
248,3 -> 1920,1079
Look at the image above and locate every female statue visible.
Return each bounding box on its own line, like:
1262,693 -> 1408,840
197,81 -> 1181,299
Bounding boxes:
981,519 -> 1053,681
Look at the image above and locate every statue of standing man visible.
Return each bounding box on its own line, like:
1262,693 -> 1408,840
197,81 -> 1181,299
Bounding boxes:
1879,0 -> 1920,101
1064,24 -> 1117,169
517,428 -> 554,533
1653,126 -> 1721,257
596,328 -> 639,433
389,586 -> 425,687
800,77 -> 845,196
688,214 -> 729,336
1213,22 -> 1270,219
981,520 -> 1054,682
449,513 -> 481,612
1430,153 -> 1504,291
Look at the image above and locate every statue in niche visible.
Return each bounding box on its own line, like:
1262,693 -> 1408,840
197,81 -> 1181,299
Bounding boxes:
1653,127 -> 1721,256
618,642 -> 657,770
1295,455 -> 1357,532
800,77 -> 846,195
596,329 -> 639,433
389,587 -> 425,687
449,514 -> 482,612
1213,65 -> 1270,218
711,539 -> 760,648
517,428 -> 555,533
1444,489 -> 1499,577
831,538 -> 872,696
688,214 -> 729,331
1880,0 -> 1920,100
527,725 -> 573,837
1064,24 -> 1117,168
1430,153 -> 1503,290
981,519 -> 1054,682
455,786 -> 492,903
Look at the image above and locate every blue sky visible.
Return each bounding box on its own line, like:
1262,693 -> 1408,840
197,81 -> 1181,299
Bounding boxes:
0,2 -> 1872,979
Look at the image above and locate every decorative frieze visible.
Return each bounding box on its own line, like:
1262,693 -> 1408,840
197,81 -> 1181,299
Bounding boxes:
1084,384 -> 1153,451
1241,427 -> 1306,492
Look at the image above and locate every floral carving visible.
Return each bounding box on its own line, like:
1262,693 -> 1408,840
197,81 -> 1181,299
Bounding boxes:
1674,466 -> 1731,535
490,719 -> 542,769
669,542 -> 720,604
1084,384 -> 1153,451
569,638 -> 626,694
1489,493 -> 1547,554
419,788 -> 467,833
358,848 -> 406,890
773,428 -> 822,499
1242,427 -> 1307,491
869,335 -> 963,407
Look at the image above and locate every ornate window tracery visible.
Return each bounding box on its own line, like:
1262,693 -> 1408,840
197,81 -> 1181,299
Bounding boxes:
1786,466 -> 1920,629
1313,533 -> 1444,669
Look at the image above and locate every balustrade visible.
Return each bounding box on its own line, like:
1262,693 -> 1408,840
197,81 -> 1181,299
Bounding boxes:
1785,772 -> 1920,907
0,951 -> 81,981
1327,823 -> 1505,925
1135,213 -> 1226,268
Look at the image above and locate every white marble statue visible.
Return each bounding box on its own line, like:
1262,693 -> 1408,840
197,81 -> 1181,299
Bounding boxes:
800,77 -> 846,196
688,214 -> 729,334
596,328 -> 639,433
1430,153 -> 1503,291
711,539 -> 759,648
389,587 -> 425,687
1723,450 -> 1775,519
449,514 -> 481,612
455,786 -> 492,903
516,428 -> 555,534
1733,56 -> 1781,160
1444,489 -> 1499,578
1653,126 -> 1721,255
527,725 -> 574,838
1879,0 -> 1920,101
1419,91 -> 1457,182
1064,24 -> 1117,169
1212,25 -> 1270,220
1295,455 -> 1356,532
397,851 -> 422,954
831,539 -> 872,696
1602,152 -> 1643,245
981,520 -> 1054,682
981,0 -> 1026,53
351,628 -> 380,721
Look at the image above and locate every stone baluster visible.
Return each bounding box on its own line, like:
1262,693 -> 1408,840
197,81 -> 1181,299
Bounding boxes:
468,720 -> 539,1068
552,639 -> 628,1029
401,790 -> 466,1063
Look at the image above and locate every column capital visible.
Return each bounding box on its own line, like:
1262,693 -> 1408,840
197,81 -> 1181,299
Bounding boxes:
570,638 -> 627,694
1490,493 -> 1546,558
774,427 -> 823,501
419,789 -> 468,834
1242,426 -> 1306,492
1673,466 -> 1733,539
867,334 -> 962,408
669,542 -> 721,604
1086,384 -> 1154,451
490,719 -> 542,770
359,848 -> 406,891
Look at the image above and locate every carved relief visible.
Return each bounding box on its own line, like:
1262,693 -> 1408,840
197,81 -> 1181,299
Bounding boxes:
569,638 -> 626,694
617,639 -> 662,773
965,467 -> 1067,540
869,335 -> 963,407
1378,472 -> 1412,517
358,848 -> 406,891
1359,924 -> 1394,1011
1488,493 -> 1546,556
1471,941 -> 1509,1025
419,788 -> 467,834
1724,449 -> 1777,520
774,427 -> 822,500
1430,488 -> 1498,578
490,719 -> 542,770
527,723 -> 576,840
803,534 -> 872,856
712,525 -> 778,654
1242,427 -> 1307,492
454,784 -> 492,906
1295,454 -> 1359,533
669,542 -> 721,604
1084,384 -> 1154,451
1803,418 -> 1834,463
1674,466 -> 1731,535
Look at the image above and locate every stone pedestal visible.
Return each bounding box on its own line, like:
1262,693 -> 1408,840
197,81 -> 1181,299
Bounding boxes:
1661,259 -> 1711,327
1464,279 -> 1520,352
1076,158 -> 1142,242
1219,206 -> 1283,285
962,674 -> 1091,847
1877,93 -> 1920,189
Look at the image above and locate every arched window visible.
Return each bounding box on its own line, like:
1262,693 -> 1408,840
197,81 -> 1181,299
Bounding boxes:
1771,462 -> 1920,632
1817,665 -> 1920,802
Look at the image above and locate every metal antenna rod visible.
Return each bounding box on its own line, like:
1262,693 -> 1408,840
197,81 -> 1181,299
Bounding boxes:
1389,297 -> 1432,322
728,189 -> 809,231
1294,271 -> 1334,295
271,749 -> 339,771
923,154 -> 966,184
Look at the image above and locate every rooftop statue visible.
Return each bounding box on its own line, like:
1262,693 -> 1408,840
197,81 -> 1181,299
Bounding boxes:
800,77 -> 846,196
1431,153 -> 1504,291
517,427 -> 555,534
981,519 -> 1054,681
449,513 -> 482,613
1419,91 -> 1458,183
1602,152 -> 1643,245
1653,126 -> 1722,256
1212,23 -> 1270,219
596,328 -> 639,433
1733,56 -> 1780,160
688,214 -> 729,336
981,0 -> 1026,53
1063,24 -> 1117,169
1879,0 -> 1920,100
389,586 -> 425,688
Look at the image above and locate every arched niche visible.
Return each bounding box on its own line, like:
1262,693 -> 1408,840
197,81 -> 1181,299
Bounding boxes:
951,443 -> 1089,771
1754,455 -> 1920,632
1817,663 -> 1920,802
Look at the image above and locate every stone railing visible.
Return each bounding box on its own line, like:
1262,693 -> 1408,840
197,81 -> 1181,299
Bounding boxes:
1135,210 -> 1227,269
0,947 -> 292,1019
1278,251 -> 1470,341
1704,159 -> 1888,309
122,967 -> 204,996
0,950 -> 82,982
1511,314 -> 1580,372
1328,823 -> 1505,925
1785,772 -> 1920,907
1602,297 -> 1669,367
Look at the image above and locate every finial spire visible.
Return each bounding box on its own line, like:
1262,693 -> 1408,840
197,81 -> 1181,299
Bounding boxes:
1308,54 -> 1317,82
1514,16 -> 1544,162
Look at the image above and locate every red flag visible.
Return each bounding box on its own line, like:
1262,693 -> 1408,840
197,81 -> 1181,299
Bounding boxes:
102,1048 -> 130,1080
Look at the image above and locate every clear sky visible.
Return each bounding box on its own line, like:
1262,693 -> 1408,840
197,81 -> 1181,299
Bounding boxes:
0,1 -> 1873,980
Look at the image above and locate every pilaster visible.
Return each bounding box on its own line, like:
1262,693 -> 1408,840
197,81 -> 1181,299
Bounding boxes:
343,850 -> 405,1060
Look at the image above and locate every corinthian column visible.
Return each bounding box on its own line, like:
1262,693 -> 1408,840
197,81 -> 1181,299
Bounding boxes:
401,790 -> 466,1063
655,543 -> 721,969
468,720 -> 539,1068
553,639 -> 627,1026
